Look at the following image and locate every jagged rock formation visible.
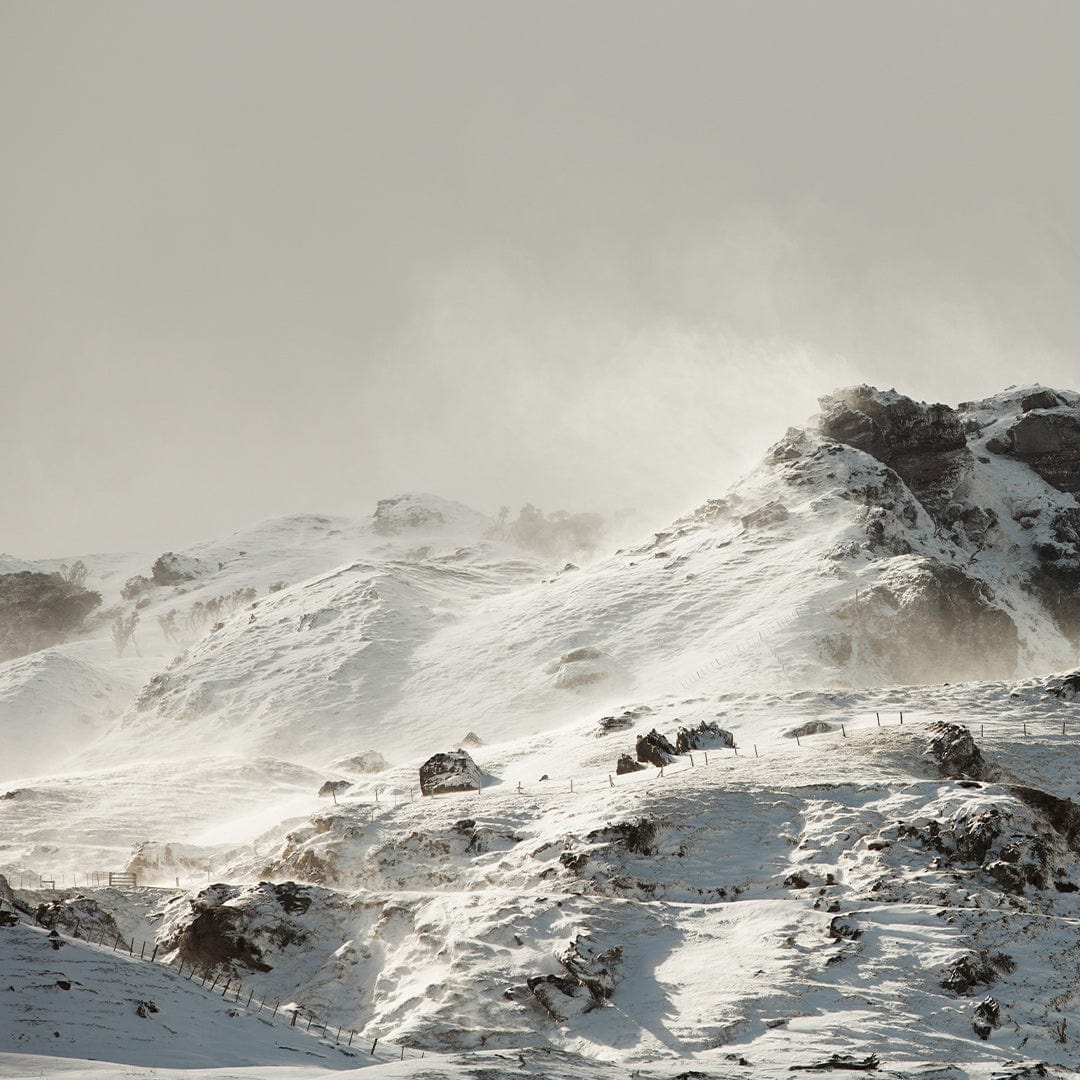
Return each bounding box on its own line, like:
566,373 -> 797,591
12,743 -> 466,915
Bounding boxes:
635,729 -> 677,767
818,385 -> 970,522
675,720 -> 734,753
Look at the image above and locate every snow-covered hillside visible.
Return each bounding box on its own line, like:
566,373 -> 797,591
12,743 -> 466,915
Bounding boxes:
3,385 -> 1080,1079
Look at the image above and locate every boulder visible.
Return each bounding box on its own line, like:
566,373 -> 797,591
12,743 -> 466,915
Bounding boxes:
926,723 -> 986,780
1021,388 -> 1068,412
987,407 -> 1080,494
635,729 -> 677,767
419,750 -> 482,796
615,754 -> 646,775
675,720 -> 734,753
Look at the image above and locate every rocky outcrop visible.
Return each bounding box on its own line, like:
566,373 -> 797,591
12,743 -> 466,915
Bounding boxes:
1030,507 -> 1080,641
986,402 -> 1080,494
835,558 -> 1018,684
675,720 -> 734,753
635,729 -> 677,767
818,386 -> 970,521
158,881 -> 322,976
926,723 -> 986,780
615,754 -> 646,775
419,750 -> 482,796
151,552 -> 207,586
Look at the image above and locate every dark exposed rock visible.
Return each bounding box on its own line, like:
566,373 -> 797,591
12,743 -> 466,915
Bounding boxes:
1030,507 -> 1080,641
784,873 -> 811,890
940,951 -> 1007,994
837,561 -> 1018,684
135,1000 -> 159,1019
988,406 -> 1080,494
587,818 -> 659,856
635,729 -> 677,767
419,750 -> 482,796
817,385 -> 970,522
161,881 -> 320,975
457,731 -> 485,748
1022,389 -> 1068,412
675,721 -> 734,754
597,705 -> 652,736
559,935 -> 622,1002
527,973 -> 595,1021
615,754 -> 646,775
926,723 -> 986,780
972,995 -> 1000,1040
1010,786 -> 1080,852
1050,671 -> 1080,698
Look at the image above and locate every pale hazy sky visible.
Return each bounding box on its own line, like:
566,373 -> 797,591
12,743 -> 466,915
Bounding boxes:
4,1 -> 1080,557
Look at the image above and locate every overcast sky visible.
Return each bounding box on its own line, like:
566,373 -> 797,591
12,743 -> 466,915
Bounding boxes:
4,1 -> 1080,557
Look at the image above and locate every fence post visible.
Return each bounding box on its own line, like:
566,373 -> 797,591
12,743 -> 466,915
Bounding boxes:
401,1046 -> 405,1060
222,980 -> 230,997
73,919 -> 80,939
247,990 -> 254,1007
371,1038 -> 378,1055
899,711 -> 903,724
1064,720 -> 1067,736
273,1001 -> 279,1017
688,753 -> 694,767
140,942 -> 145,960
733,745 -> 738,756
876,712 -> 880,726
570,778 -> 574,793
150,945 -> 158,962
291,1009 -> 297,1026
795,735 -> 800,747
981,724 -> 984,737
348,1030 -> 355,1046
658,766 -> 664,778
841,724 -> 846,738
307,1015 -> 313,1032
754,744 -> 758,757
1024,722 -> 1028,736
704,750 -> 708,765
608,774 -> 614,787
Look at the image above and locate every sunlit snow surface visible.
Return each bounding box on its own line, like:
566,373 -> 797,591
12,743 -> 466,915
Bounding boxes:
3,396 -> 1080,1077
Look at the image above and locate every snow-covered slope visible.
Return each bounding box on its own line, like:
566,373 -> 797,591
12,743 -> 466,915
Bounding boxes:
5,385 -> 1080,1079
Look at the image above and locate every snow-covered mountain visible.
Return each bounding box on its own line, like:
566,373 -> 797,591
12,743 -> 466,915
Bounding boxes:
3,385 -> 1080,1079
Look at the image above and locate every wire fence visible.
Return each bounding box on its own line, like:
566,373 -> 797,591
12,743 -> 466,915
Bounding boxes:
6,704 -> 1076,1062
0,912 -> 430,1066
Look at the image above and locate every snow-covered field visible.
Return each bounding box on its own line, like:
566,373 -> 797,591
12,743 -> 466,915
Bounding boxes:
3,387 -> 1080,1078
